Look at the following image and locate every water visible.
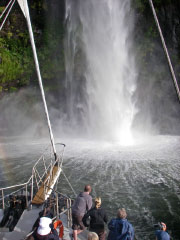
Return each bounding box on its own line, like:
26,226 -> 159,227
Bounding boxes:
0,136 -> 180,239
64,0 -> 137,144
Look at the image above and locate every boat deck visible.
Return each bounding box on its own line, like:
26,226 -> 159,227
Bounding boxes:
0,207 -> 88,240
0,205 -> 43,240
60,213 -> 88,240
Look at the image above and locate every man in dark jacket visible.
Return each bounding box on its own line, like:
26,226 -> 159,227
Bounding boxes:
107,208 -> 134,240
83,197 -> 108,240
72,184 -> 92,240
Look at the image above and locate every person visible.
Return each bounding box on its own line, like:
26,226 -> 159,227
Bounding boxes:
155,222 -> 170,240
72,184 -> 92,240
83,197 -> 108,240
88,232 -> 99,240
107,208 -> 134,240
32,216 -> 59,240
32,207 -> 53,231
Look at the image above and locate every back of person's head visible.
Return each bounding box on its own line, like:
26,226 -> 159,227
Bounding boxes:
84,184 -> 92,193
88,232 -> 99,240
159,222 -> 167,231
37,217 -> 52,235
117,208 -> 127,219
95,197 -> 101,208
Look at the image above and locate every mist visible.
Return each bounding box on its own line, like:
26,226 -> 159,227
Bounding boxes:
0,88 -> 49,140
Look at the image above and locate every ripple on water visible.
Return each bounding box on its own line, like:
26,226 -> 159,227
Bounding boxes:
0,135 -> 180,239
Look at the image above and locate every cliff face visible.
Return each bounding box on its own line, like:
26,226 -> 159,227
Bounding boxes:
0,0 -> 180,134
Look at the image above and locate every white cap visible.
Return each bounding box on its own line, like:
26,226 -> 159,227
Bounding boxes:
37,217 -> 52,235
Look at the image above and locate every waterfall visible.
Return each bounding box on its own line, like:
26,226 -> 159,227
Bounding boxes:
64,0 -> 137,145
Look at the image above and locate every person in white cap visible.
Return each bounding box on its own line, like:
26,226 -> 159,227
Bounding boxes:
33,217 -> 59,240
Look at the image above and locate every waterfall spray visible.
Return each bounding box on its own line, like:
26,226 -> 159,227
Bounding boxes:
64,0 -> 137,145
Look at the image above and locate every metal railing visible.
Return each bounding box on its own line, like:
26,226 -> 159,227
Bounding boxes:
24,193 -> 73,240
0,143 -> 65,211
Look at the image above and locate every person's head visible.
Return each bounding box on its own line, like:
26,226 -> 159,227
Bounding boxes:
95,197 -> 101,209
117,208 -> 127,219
88,232 -> 99,240
159,222 -> 167,231
37,217 -> 52,235
84,184 -> 92,193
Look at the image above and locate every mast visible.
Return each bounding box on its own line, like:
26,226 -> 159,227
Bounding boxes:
17,0 -> 57,159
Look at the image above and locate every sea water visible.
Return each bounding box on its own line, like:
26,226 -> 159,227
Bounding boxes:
0,136 -> 180,239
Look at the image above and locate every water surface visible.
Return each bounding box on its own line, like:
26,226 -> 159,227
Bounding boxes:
0,135 -> 180,239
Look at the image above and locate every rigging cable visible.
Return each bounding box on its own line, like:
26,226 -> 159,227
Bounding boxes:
0,0 -> 16,31
0,0 -> 14,20
149,0 -> 180,101
61,170 -> 77,197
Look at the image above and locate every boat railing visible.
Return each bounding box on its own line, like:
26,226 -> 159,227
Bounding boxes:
24,192 -> 73,240
0,176 -> 33,210
0,143 -> 65,211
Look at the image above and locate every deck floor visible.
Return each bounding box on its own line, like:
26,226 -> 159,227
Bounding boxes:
0,205 -> 42,240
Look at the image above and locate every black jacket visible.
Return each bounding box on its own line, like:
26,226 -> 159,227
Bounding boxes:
83,207 -> 108,232
33,229 -> 59,240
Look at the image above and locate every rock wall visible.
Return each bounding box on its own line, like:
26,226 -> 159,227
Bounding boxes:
132,0 -> 180,134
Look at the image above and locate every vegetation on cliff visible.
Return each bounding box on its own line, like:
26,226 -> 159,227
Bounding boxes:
0,0 -> 65,97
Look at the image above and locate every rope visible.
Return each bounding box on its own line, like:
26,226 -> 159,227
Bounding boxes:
149,0 -> 180,101
61,170 -> 77,197
0,0 -> 13,19
0,0 -> 16,31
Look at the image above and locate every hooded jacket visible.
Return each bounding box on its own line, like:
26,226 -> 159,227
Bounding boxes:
72,192 -> 92,217
107,218 -> 134,240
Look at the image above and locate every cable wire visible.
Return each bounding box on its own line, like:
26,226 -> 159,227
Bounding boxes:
0,0 -> 16,31
61,170 -> 77,197
149,0 -> 180,101
0,0 -> 13,19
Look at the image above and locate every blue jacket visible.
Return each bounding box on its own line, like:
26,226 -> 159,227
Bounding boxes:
155,230 -> 170,240
108,218 -> 134,240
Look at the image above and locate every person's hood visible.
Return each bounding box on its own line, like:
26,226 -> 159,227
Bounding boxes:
79,192 -> 89,197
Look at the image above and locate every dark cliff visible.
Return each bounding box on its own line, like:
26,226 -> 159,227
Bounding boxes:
132,0 -> 180,134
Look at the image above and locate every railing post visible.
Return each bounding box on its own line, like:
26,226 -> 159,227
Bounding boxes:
69,198 -> 72,227
56,193 -> 59,218
67,198 -> 69,227
25,184 -> 28,208
2,189 -> 4,210
43,156 -> 47,174
31,169 -> 34,209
